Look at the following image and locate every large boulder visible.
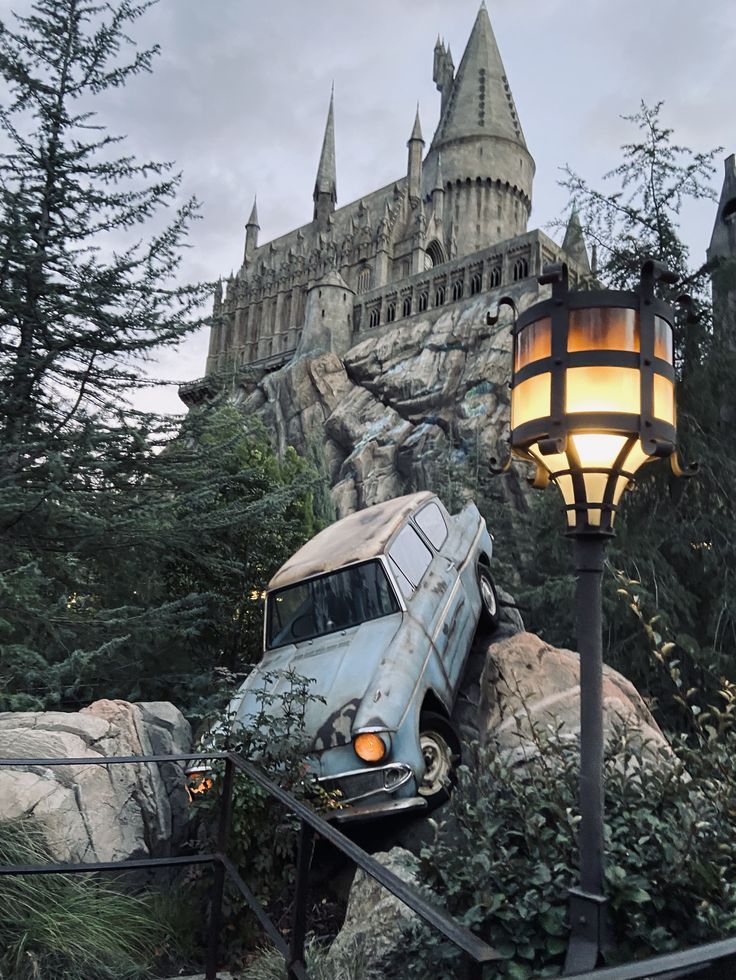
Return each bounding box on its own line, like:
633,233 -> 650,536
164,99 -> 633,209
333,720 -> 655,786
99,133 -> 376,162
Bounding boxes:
0,699 -> 192,863
326,847 -> 424,979
478,631 -> 668,763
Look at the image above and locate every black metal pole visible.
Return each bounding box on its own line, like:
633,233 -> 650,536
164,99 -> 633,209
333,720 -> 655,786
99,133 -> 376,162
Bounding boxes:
206,756 -> 236,980
288,819 -> 315,980
564,534 -> 610,975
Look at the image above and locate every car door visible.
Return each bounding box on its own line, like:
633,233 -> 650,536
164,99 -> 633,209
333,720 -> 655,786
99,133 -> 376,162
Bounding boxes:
412,501 -> 471,687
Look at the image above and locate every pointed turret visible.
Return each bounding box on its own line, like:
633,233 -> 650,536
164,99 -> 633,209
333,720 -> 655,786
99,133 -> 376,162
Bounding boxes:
561,206 -> 591,274
313,89 -> 337,231
708,154 -> 736,344
423,4 -> 535,253
243,196 -> 259,264
433,4 -> 526,150
407,105 -> 424,203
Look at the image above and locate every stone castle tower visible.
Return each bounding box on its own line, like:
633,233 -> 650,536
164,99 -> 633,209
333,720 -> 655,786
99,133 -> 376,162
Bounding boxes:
180,4 -> 591,407
708,153 -> 736,344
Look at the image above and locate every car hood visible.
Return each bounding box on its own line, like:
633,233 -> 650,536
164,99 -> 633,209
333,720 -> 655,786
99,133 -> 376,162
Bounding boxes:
228,612 -> 404,751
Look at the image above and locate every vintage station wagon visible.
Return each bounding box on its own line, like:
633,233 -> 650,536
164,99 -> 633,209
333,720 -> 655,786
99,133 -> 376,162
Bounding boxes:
227,492 -> 498,821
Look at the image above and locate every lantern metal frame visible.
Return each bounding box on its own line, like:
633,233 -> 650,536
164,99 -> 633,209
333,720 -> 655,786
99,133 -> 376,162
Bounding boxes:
487,259 -> 695,974
509,260 -> 685,535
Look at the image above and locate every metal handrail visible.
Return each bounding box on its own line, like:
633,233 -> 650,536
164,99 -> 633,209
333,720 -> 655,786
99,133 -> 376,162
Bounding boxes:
0,752 -> 498,979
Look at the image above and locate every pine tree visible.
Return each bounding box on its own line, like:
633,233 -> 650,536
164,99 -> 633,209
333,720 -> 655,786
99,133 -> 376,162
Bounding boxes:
0,2 -> 322,716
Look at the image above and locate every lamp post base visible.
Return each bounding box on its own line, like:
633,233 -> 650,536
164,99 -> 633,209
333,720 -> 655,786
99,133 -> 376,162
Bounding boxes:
564,887 -> 610,974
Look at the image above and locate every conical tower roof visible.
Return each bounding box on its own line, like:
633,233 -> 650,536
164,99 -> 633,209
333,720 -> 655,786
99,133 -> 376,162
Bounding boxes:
562,205 -> 590,273
246,196 -> 259,228
409,105 -> 424,143
431,3 -> 526,151
314,89 -> 337,204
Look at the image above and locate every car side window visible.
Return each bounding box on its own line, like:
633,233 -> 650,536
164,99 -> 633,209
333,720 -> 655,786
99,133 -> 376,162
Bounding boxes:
414,501 -> 448,550
388,524 -> 433,597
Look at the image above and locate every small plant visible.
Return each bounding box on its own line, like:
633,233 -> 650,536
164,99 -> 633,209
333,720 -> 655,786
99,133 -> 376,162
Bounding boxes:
195,669 -> 338,956
245,937 -> 368,980
0,819 -> 164,980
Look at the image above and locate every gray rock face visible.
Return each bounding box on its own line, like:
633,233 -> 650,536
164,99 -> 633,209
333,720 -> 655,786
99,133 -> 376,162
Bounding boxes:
243,292 -> 535,517
326,846 -> 424,979
478,630 -> 668,764
0,699 -> 192,863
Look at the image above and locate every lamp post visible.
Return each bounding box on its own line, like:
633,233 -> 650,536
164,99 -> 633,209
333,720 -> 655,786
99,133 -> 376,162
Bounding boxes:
496,260 -> 690,973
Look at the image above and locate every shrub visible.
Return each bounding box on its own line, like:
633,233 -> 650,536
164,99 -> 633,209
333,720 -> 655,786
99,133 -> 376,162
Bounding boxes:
389,721 -> 736,979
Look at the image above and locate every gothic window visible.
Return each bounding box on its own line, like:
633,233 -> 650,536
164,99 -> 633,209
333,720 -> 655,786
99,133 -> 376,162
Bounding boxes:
386,302 -> 396,323
470,272 -> 482,295
452,280 -> 463,302
490,266 -> 502,288
426,239 -> 445,267
369,307 -> 380,328
402,261 -> 410,278
357,267 -> 372,294
418,291 -> 429,312
513,257 -> 529,281
402,296 -> 412,317
435,284 -> 446,306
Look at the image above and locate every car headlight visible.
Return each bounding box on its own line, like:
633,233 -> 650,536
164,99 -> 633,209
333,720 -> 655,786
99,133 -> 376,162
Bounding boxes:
353,731 -> 391,764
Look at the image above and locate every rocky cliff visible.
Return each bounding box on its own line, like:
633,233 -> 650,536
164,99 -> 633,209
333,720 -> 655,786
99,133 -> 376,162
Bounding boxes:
239,288 -> 540,517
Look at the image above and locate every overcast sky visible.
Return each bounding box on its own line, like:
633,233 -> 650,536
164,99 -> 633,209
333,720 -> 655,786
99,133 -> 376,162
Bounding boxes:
2,0 -> 734,414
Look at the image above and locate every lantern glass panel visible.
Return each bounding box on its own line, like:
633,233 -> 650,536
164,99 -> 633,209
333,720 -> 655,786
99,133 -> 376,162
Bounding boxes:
566,366 -> 640,415
583,472 -> 609,508
571,433 -> 627,470
515,317 -> 551,370
511,373 -> 551,428
653,374 -> 675,423
623,440 -> 651,475
654,316 -> 673,363
556,473 -> 574,505
568,308 -> 639,353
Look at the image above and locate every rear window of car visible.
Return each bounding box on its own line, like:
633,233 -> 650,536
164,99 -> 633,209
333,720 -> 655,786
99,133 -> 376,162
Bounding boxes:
388,524 -> 432,597
266,559 -> 400,649
414,501 -> 448,550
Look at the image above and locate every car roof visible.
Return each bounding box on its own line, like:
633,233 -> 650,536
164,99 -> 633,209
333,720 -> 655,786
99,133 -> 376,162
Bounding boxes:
267,491 -> 437,591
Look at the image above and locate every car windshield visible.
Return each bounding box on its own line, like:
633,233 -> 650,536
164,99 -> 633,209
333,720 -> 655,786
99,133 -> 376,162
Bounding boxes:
266,559 -> 400,649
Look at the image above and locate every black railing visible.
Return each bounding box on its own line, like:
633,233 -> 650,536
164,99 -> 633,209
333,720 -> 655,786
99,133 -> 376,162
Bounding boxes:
0,752 -> 499,979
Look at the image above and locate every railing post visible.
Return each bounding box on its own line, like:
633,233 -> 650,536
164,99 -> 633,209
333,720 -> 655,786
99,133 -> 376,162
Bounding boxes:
287,818 -> 315,980
205,755 -> 235,980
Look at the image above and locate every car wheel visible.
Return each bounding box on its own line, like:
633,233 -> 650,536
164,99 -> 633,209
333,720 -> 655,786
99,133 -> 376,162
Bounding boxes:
477,565 -> 499,631
418,712 -> 461,809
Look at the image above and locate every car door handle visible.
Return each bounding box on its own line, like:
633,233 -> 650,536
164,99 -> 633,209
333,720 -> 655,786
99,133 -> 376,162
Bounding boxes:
445,557 -> 456,571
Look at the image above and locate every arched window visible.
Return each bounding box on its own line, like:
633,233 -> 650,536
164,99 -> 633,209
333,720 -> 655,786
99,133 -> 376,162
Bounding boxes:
513,257 -> 529,281
418,291 -> 429,312
470,272 -> 482,295
434,284 -> 446,306
489,266 -> 502,288
357,267 -> 372,294
402,296 -> 412,317
452,279 -> 463,302
386,302 -> 396,323
369,307 -> 380,328
426,239 -> 445,267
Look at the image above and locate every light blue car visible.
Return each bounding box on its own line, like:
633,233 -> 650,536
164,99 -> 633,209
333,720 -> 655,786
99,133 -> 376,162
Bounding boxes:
229,492 -> 498,822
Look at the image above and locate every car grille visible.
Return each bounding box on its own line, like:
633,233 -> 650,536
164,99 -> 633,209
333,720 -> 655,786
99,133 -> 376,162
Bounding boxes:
317,762 -> 413,805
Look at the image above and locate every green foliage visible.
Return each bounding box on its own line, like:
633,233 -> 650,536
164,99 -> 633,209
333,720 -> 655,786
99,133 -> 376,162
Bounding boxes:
196,669 -> 337,955
0,819 -> 163,980
245,938 -> 368,980
390,721 -> 736,979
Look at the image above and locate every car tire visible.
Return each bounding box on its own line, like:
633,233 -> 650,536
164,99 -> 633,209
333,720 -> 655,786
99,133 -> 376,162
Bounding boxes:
477,564 -> 500,632
417,712 -> 461,809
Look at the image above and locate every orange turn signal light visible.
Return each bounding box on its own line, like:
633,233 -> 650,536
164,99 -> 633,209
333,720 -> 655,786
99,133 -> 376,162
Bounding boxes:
353,732 -> 387,763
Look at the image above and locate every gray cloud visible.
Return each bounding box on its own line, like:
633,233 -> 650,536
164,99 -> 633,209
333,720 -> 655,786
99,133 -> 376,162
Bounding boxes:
0,0 -> 731,414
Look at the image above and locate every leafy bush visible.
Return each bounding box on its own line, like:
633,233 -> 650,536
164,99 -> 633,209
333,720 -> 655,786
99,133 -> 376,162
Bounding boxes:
245,938 -> 368,980
196,669 -> 338,956
0,820 -> 164,980
389,720 -> 736,979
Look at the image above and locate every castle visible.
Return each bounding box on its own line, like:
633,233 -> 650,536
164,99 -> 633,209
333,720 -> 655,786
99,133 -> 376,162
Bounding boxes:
179,4 -> 594,407
180,4 -> 735,412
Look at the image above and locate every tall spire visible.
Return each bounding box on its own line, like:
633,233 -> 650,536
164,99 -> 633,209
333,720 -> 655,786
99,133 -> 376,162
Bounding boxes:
313,87 -> 337,217
244,194 -> 259,263
431,3 -> 527,150
407,104 -> 424,204
246,196 -> 259,229
562,204 -> 590,274
409,104 -> 423,144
